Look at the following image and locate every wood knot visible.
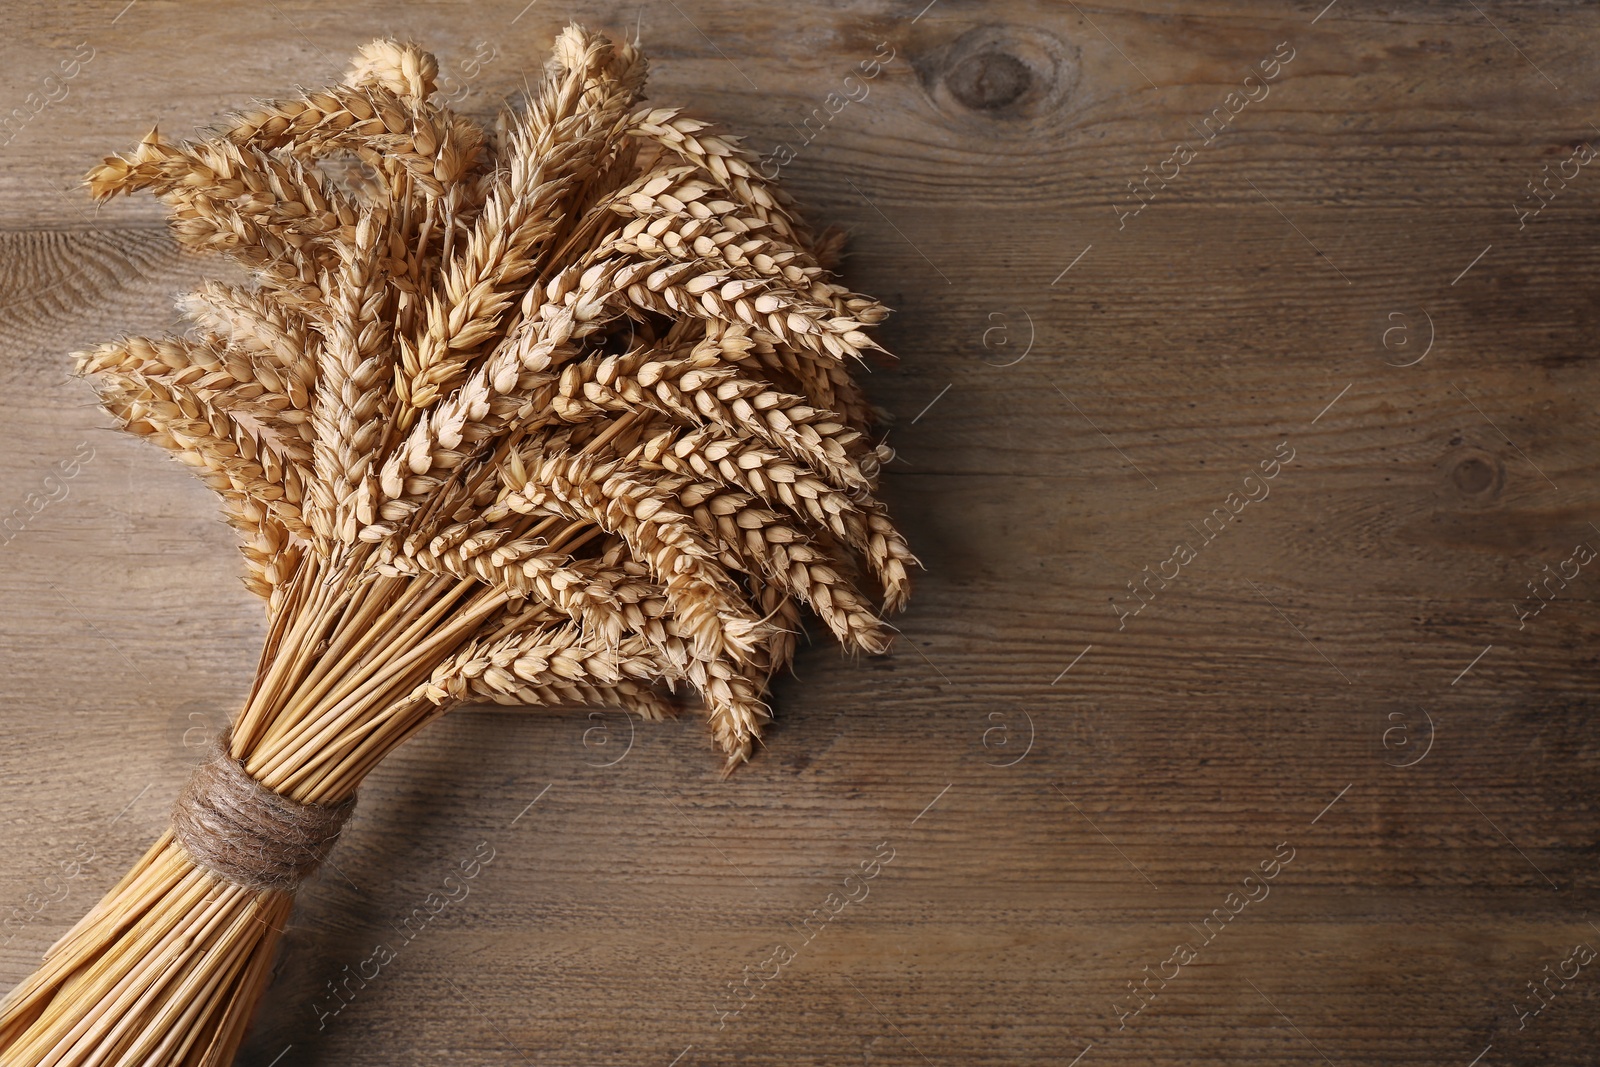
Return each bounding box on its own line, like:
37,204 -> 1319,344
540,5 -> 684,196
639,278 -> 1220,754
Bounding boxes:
920,25 -> 1077,129
946,51 -> 1032,111
1441,446 -> 1504,503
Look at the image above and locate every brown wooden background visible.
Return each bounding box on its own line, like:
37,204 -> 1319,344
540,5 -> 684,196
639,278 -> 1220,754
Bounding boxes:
2,1 -> 1598,1064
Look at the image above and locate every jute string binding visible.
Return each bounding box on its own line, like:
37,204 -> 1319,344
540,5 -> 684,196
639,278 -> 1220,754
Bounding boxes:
171,735 -> 356,893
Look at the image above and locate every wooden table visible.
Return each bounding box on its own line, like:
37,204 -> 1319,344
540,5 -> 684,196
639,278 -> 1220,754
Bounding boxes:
2,2 -> 1597,1064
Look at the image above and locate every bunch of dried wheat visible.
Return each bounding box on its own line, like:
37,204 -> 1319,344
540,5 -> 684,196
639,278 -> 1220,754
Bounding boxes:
0,27 -> 910,1065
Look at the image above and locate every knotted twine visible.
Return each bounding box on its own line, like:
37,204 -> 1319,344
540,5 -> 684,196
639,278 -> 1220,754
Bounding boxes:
171,735 -> 355,893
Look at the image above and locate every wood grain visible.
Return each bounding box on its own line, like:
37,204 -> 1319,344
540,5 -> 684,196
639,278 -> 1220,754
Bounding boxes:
2,2 -> 1597,1065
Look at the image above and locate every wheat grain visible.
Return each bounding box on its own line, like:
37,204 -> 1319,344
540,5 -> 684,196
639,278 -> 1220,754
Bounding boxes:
2,27 -> 913,1065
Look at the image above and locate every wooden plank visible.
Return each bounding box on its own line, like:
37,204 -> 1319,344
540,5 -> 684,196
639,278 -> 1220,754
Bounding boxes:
1,2 -> 1597,1066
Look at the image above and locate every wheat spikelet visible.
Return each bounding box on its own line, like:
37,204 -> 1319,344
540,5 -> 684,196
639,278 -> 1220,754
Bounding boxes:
2,26 -> 913,1065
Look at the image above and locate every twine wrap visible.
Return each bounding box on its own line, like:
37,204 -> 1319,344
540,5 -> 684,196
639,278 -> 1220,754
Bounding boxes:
171,735 -> 356,893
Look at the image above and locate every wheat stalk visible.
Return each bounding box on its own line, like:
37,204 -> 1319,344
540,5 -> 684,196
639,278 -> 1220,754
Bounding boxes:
0,26 -> 913,1065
